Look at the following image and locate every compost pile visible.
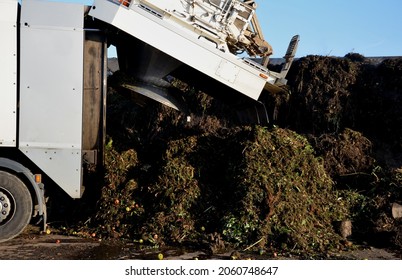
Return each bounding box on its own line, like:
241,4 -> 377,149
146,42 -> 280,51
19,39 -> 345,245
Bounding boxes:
60,54 -> 402,258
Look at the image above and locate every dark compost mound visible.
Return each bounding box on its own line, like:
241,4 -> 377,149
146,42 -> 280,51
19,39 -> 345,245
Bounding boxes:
88,124 -> 350,255
55,55 -> 402,257
284,55 -> 402,250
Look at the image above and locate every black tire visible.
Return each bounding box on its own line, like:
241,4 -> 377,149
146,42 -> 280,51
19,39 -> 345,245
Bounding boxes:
0,171 -> 33,243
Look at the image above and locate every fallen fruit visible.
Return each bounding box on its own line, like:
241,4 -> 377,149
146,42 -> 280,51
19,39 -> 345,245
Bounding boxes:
158,253 -> 164,260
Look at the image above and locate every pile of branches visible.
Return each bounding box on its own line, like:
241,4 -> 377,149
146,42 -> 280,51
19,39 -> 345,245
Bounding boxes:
57,55 -> 402,257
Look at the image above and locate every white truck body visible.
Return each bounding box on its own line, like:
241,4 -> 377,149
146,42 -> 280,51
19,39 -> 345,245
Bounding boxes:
89,0 -> 270,101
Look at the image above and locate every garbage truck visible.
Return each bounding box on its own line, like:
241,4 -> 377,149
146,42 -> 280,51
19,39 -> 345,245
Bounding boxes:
0,0 -> 299,242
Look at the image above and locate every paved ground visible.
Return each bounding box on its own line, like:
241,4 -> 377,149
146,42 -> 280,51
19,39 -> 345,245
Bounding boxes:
0,225 -> 400,260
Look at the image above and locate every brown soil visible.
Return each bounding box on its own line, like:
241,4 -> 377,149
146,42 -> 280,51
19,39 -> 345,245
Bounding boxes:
0,225 -> 399,260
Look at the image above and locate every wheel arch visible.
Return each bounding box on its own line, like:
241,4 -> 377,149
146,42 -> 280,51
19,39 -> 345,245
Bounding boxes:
0,157 -> 47,228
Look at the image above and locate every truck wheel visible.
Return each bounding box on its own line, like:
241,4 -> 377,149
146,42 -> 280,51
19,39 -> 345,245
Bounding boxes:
0,171 -> 33,243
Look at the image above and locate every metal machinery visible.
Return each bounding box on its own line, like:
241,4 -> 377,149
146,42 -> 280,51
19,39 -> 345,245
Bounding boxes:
0,0 -> 298,242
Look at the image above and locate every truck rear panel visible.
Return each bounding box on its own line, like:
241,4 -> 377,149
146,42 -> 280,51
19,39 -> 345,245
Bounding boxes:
19,0 -> 85,198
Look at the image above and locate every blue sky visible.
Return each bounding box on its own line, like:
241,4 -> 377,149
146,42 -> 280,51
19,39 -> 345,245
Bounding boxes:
53,0 -> 402,58
258,0 -> 402,57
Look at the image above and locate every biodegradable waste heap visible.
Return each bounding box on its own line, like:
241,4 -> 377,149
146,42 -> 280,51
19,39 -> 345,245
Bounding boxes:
77,74 -> 349,256
93,124 -> 349,254
285,54 -> 402,250
59,54 -> 402,257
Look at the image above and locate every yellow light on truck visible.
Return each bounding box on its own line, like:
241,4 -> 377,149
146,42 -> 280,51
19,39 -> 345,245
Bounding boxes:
34,174 -> 42,184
